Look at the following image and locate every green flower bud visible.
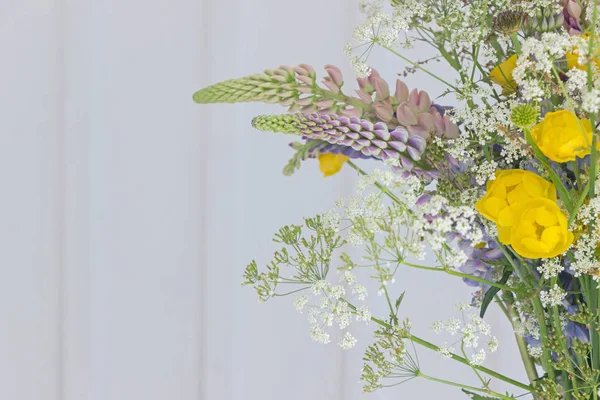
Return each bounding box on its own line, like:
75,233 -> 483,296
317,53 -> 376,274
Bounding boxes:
511,104 -> 539,128
251,115 -> 302,134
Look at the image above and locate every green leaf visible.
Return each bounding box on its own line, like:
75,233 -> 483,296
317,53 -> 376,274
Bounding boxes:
461,389 -> 502,399
479,266 -> 513,318
395,292 -> 406,310
282,140 -> 325,176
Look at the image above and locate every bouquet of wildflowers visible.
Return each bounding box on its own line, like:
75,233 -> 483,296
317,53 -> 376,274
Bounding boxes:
194,0 -> 600,398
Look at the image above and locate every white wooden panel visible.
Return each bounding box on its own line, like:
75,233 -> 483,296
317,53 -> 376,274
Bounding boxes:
84,1 -> 204,399
0,2 -> 62,400
61,1 -> 92,398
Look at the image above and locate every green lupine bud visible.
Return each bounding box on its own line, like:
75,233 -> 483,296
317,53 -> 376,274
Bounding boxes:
527,8 -> 564,32
194,64 -> 371,117
251,115 -> 302,134
193,73 -> 299,104
511,104 -> 539,128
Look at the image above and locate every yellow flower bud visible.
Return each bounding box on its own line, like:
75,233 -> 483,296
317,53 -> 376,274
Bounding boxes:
489,54 -> 518,91
475,169 -> 556,244
318,153 -> 349,177
509,198 -> 574,259
530,110 -> 593,163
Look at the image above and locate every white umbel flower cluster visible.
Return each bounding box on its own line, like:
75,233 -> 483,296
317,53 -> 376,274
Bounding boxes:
513,33 -> 581,102
573,194 -> 600,278
538,258 -> 565,280
296,272 -> 369,349
432,312 -> 498,365
540,284 -> 567,308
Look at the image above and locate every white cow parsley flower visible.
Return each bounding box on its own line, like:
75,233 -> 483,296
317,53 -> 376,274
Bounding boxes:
540,284 -> 567,308
538,259 -> 564,280
339,332 -> 358,350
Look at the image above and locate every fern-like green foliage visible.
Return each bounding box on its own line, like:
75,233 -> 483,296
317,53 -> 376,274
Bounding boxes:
242,215 -> 345,302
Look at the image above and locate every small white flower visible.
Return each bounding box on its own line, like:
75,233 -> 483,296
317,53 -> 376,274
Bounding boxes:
470,349 -> 486,366
338,331 -> 358,350
355,305 -> 371,324
583,88 -> 600,113
353,283 -> 368,301
431,320 -> 444,334
472,160 -> 499,186
540,284 -> 567,308
335,307 -> 352,329
538,259 -> 564,280
294,295 -> 309,313
310,326 -> 331,344
527,345 -> 543,359
445,318 -> 461,335
323,210 -> 341,232
438,343 -> 454,360
330,285 -> 346,298
488,336 -> 499,353
312,280 -> 330,295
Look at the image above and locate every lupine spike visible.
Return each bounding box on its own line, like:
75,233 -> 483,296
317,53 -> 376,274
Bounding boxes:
252,113 -> 428,169
193,64 -> 369,117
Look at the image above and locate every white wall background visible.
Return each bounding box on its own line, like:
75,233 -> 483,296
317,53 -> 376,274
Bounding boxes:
1,1 -> 527,399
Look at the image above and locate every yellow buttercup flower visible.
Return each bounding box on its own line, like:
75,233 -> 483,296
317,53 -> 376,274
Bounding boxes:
509,198 -> 574,259
530,110 -> 593,163
489,54 -> 518,91
318,153 -> 349,177
475,169 -> 556,244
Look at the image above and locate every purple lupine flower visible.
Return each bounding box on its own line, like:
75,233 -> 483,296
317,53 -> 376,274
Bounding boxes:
294,113 -> 429,171
565,321 -> 589,343
253,113 -> 428,170
459,240 -> 504,292
562,0 -> 583,34
302,139 -> 373,159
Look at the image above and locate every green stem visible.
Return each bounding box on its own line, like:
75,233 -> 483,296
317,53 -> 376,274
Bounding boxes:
341,299 -> 534,392
505,297 -> 540,385
588,1 -> 598,200
524,128 -> 574,212
510,33 -> 522,54
588,276 -> 600,371
569,179 -> 591,226
346,161 -> 406,206
316,87 -> 372,112
573,160 -> 583,191
418,373 -> 514,400
587,3 -> 600,376
552,304 -> 574,398
497,243 -> 535,289
379,44 -> 461,93
532,297 -> 556,381
400,260 -> 518,293
407,333 -> 534,392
